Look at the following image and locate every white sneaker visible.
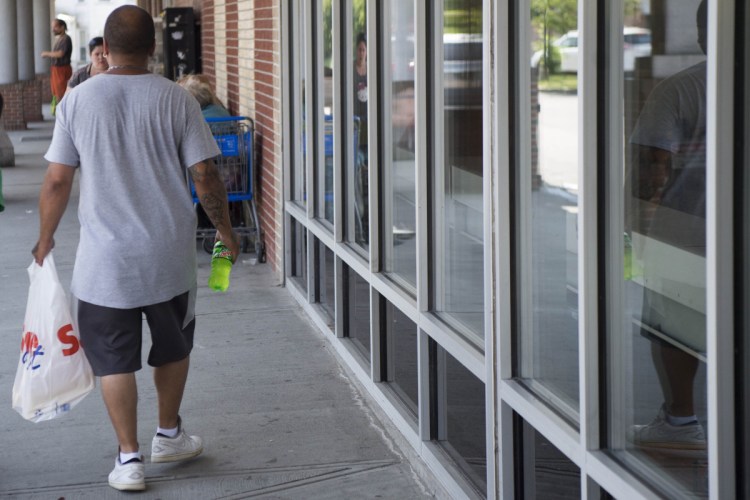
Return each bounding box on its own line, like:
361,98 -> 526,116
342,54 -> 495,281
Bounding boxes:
151,417 -> 203,463
108,456 -> 145,491
629,406 -> 707,450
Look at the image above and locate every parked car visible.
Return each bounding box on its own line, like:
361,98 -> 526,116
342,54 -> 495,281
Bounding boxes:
531,27 -> 652,73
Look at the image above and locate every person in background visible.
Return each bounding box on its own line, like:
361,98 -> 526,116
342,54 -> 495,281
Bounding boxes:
628,0 -> 708,451
33,6 -> 239,491
41,19 -> 73,114
64,37 -> 109,97
177,74 -> 231,119
353,33 -> 369,243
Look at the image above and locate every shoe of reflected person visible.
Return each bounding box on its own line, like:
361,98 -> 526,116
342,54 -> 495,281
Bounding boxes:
629,406 -> 706,450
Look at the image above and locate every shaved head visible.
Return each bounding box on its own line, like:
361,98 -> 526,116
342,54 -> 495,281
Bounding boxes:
104,5 -> 155,56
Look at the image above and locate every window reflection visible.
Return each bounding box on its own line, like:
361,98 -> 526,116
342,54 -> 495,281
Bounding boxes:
352,18 -> 369,246
385,302 -> 418,414
520,0 -> 580,415
318,240 -> 335,325
294,0 -> 307,205
345,265 -> 371,360
290,218 -> 307,293
436,0 -> 484,338
384,0 -> 417,286
440,347 -> 486,494
611,1 -> 709,496
320,0 -> 334,223
519,418 -> 581,499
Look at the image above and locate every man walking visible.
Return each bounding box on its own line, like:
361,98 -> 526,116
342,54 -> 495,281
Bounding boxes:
41,19 -> 73,113
33,6 -> 239,491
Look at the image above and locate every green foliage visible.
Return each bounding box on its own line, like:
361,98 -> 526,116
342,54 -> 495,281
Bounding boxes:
531,0 -> 576,77
322,0 -> 333,66
444,0 -> 483,34
353,0 -> 366,42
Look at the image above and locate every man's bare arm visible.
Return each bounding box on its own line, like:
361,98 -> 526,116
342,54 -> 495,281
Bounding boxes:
33,163 -> 76,265
189,159 -> 240,260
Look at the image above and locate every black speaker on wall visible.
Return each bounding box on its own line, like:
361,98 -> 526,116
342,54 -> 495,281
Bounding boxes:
163,7 -> 199,80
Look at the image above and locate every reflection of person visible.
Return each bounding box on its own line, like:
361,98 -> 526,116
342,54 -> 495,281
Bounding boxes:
33,6 -> 239,491
353,33 -> 369,243
177,74 -> 231,119
41,19 -> 73,113
628,0 -> 707,450
64,37 -> 109,97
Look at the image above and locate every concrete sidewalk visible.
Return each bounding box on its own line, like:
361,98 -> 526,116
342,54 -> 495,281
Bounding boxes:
0,115 -> 441,499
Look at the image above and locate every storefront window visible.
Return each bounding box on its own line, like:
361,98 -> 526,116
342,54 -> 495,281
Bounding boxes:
345,265 -> 371,360
518,0 -> 580,417
319,0 -> 334,223
385,301 -> 418,415
292,0 -> 307,205
608,1 -> 709,497
439,347 -> 486,494
317,239 -> 336,326
383,0 -> 417,288
346,0 -> 369,249
434,0 -> 485,340
290,218 -> 308,293
518,418 -> 581,498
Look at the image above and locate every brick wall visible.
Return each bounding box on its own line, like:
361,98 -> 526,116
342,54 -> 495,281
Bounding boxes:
168,0 -> 284,278
0,79 -> 43,130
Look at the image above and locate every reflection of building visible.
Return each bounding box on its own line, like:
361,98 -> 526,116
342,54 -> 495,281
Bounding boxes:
1,0 -> 747,498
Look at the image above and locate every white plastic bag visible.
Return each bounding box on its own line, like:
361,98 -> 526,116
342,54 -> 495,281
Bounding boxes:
12,253 -> 95,422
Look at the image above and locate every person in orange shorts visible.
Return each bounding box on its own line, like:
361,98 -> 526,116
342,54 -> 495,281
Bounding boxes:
41,19 -> 73,113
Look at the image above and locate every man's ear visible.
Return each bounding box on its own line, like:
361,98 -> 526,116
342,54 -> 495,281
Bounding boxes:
149,39 -> 156,57
103,38 -> 110,57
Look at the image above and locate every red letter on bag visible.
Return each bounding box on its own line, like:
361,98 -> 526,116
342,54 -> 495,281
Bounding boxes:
57,324 -> 80,356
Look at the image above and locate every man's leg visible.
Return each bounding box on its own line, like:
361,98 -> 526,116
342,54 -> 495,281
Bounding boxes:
651,342 -> 699,417
100,373 -> 139,452
154,356 -> 190,429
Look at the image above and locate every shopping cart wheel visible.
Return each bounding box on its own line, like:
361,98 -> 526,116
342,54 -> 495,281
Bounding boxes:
202,237 -> 214,254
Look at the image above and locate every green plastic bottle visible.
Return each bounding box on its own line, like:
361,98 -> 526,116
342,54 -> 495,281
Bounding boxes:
208,241 -> 233,292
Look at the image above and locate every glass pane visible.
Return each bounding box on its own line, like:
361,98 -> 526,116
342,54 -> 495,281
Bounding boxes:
319,0 -> 334,223
386,301 -> 418,414
609,1 -> 708,497
347,1 -> 369,248
440,348 -> 486,494
318,240 -> 336,325
293,0 -> 307,205
383,0 -> 417,287
519,418 -> 581,499
435,0 -> 485,339
290,218 -> 307,293
521,0 -> 580,414
345,265 -> 371,359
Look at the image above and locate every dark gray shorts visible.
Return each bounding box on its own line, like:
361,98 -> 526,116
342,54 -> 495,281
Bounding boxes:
78,291 -> 195,376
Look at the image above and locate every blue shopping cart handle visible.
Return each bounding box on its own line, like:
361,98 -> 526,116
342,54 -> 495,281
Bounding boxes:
205,116 -> 250,123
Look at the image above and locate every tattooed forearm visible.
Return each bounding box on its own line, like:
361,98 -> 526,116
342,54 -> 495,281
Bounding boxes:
190,160 -> 235,240
200,192 -> 231,233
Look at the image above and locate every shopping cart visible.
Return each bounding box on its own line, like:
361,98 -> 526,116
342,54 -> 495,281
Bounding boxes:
187,116 -> 264,262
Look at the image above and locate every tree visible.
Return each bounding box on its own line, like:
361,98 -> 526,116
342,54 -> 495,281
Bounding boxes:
531,0 -> 577,75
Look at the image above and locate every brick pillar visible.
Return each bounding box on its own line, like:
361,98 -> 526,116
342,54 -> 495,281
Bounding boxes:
0,82 -> 26,130
22,79 -> 42,122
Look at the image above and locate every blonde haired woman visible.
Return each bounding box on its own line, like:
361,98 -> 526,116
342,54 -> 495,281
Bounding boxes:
177,74 -> 231,118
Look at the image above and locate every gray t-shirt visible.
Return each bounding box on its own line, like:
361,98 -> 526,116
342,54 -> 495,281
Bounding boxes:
45,73 -> 220,308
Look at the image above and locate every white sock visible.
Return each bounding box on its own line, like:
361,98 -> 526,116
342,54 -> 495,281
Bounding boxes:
666,413 -> 698,426
157,425 -> 179,438
119,450 -> 141,463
